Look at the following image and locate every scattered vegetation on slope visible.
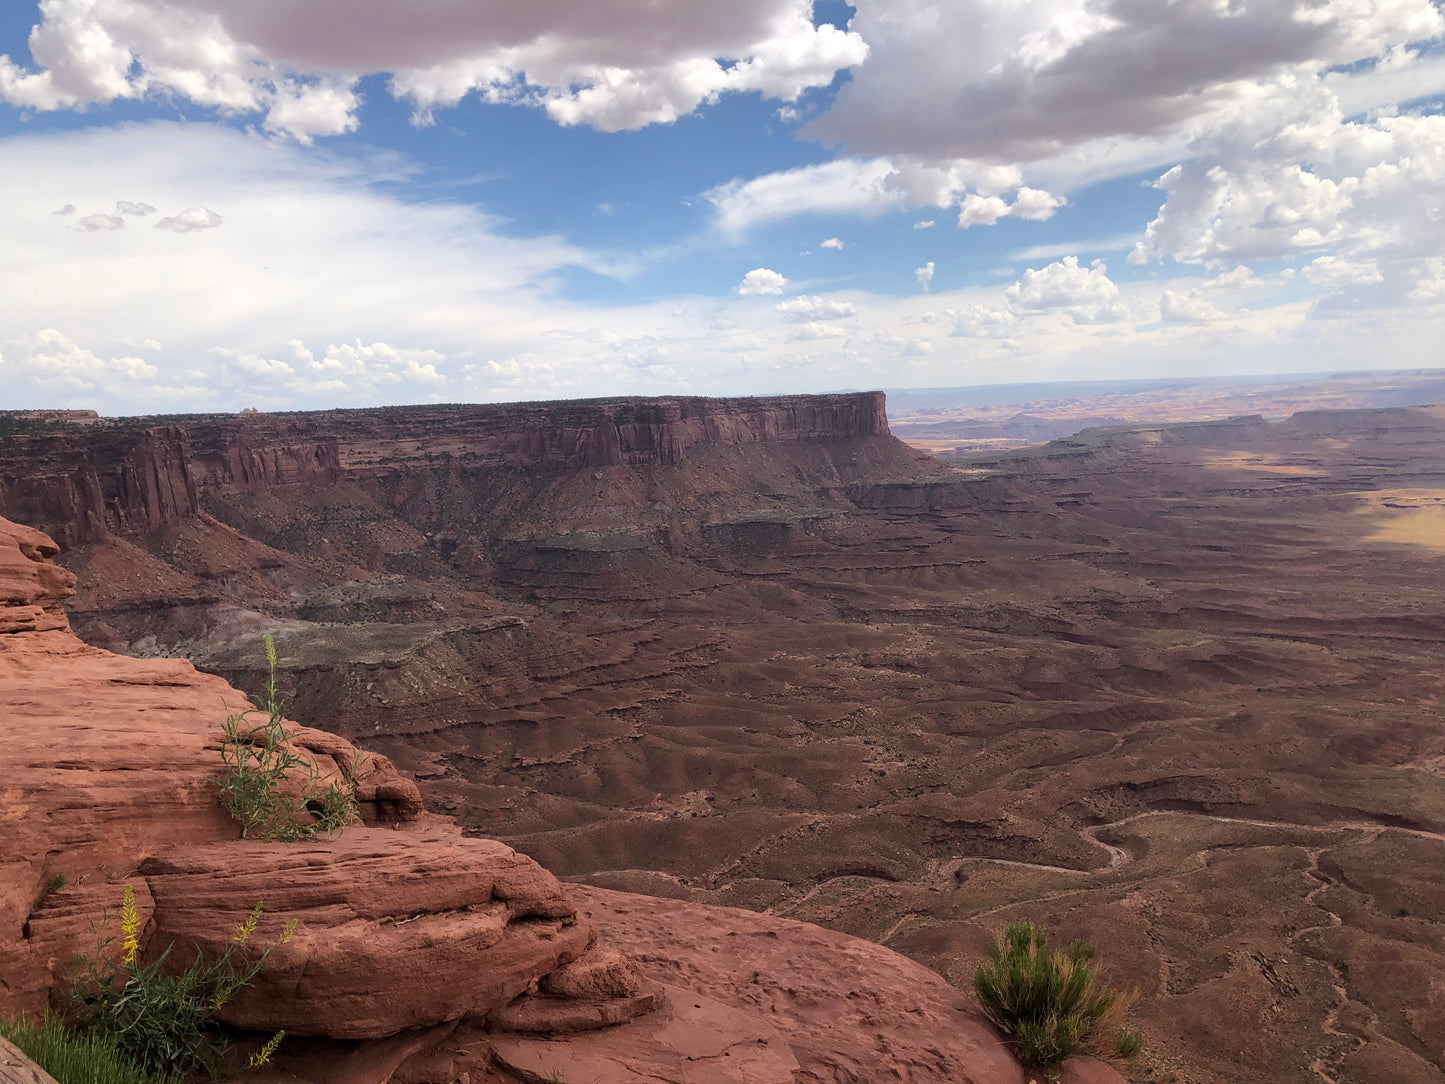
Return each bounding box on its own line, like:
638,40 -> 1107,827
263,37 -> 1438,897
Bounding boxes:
973,920 -> 1141,1081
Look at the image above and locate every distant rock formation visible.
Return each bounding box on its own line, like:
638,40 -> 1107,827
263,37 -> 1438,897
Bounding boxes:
0,393 -> 894,547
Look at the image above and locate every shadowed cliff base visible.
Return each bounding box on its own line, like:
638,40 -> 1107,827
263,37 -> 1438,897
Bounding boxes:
3,393 -> 1445,1083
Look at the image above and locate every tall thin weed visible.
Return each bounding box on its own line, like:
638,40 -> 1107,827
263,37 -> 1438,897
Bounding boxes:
211,634 -> 360,841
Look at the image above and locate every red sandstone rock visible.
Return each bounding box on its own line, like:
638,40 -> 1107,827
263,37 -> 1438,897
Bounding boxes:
141,831 -> 596,1039
0,1039 -> 59,1084
0,518 -> 73,633
567,884 -> 1030,1084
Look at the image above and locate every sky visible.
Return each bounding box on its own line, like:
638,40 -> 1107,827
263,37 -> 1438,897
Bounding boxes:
2,0 -> 1445,414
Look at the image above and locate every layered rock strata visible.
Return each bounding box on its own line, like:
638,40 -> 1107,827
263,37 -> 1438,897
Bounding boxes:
0,394 -> 894,547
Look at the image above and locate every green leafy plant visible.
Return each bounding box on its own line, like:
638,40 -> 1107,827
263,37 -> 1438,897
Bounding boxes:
70,887 -> 294,1079
973,920 -> 1141,1081
211,634 -> 360,841
0,1013 -> 185,1084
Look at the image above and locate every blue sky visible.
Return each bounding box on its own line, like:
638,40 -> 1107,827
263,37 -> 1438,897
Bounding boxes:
2,0 -> 1445,413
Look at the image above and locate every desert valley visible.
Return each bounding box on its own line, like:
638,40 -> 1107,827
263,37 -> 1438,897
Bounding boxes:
2,381 -> 1444,1083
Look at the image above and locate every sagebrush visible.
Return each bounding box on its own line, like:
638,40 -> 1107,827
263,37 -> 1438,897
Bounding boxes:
211,633 -> 360,841
973,920 -> 1141,1080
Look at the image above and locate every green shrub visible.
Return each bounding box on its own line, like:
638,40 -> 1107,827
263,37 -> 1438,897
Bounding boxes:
211,634 -> 359,841
973,920 -> 1141,1081
69,887 -> 293,1079
0,1013 -> 184,1084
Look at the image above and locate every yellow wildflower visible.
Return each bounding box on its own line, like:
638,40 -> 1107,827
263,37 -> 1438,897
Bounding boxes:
119,883 -> 141,966
279,918 -> 298,945
248,1029 -> 284,1069
209,991 -> 228,1012
233,900 -> 264,944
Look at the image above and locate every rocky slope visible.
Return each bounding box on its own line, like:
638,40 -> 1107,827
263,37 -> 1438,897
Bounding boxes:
0,514 -> 1053,1084
5,394 -> 1445,1082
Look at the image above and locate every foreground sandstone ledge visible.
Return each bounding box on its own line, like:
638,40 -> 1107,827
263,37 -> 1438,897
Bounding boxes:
0,515 -> 1115,1083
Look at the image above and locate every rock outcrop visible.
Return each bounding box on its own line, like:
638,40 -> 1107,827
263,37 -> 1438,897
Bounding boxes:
0,1039 -> 58,1084
0,514 -> 1048,1084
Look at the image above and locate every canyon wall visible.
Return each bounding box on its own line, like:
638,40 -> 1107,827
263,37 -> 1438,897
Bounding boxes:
0,393 -> 891,547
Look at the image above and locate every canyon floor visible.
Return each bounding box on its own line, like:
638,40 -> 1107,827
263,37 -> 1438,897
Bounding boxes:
5,395 -> 1444,1083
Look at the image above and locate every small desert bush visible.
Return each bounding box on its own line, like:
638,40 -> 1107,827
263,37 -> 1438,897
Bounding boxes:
0,1013 -> 184,1084
973,920 -> 1141,1080
212,633 -> 359,841
69,886 -> 293,1079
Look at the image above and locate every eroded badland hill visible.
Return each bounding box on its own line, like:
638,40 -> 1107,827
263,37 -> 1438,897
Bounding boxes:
3,392 -> 1444,1083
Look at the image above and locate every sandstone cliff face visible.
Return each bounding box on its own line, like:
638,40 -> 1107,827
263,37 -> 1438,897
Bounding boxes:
0,394 -> 892,548
0,515 -> 1045,1084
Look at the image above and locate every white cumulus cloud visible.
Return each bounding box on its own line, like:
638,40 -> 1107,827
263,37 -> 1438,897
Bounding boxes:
1,329 -> 159,394
1010,186 -> 1067,221
1303,255 -> 1385,289
1005,256 -> 1123,323
737,267 -> 788,296
820,237 -> 845,250
915,261 -> 935,292
804,0 -> 1444,164
707,158 -> 904,235
958,194 -> 1009,228
710,155 -> 1066,234
791,320 -> 848,340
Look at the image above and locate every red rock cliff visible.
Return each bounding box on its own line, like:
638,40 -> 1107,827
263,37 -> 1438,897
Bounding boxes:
0,393 -> 890,547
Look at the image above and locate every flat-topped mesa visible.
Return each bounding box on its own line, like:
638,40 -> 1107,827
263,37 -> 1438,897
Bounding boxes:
0,392 -> 892,546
